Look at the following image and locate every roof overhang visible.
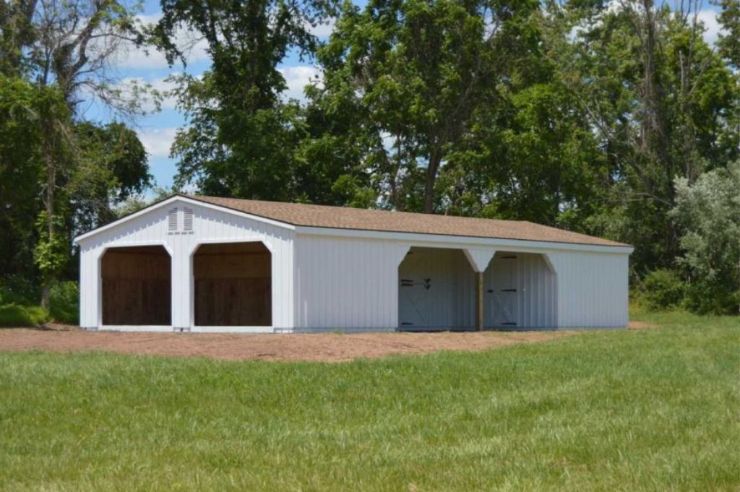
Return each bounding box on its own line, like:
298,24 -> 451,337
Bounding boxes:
294,225 -> 635,255
74,194 -> 633,255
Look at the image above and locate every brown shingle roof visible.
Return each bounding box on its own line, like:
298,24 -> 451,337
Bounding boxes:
190,195 -> 628,248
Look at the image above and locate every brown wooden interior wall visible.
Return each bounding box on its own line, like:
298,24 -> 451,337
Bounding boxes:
194,242 -> 271,326
101,246 -> 171,325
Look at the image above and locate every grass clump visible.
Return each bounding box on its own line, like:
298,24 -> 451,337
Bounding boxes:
0,310 -> 738,490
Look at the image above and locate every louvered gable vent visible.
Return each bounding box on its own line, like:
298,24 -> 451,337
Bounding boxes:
168,208 -> 178,232
184,208 -> 193,232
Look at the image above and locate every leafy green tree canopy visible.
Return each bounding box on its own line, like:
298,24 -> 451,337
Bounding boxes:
312,0 -> 541,212
151,0 -> 338,200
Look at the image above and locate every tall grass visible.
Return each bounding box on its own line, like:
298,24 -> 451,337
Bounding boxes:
0,311 -> 738,490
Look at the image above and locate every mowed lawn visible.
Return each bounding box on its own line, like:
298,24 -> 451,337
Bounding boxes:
1,311 -> 739,491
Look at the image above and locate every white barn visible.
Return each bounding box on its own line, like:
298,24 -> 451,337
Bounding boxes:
74,195 -> 633,333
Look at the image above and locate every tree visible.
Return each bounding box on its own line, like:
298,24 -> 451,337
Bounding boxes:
151,0 -> 337,200
0,76 -> 71,305
0,76 -> 45,286
70,122 -> 151,232
716,0 -> 740,68
434,4 -> 609,226
311,0 -> 541,213
671,160 -> 740,314
0,0 -> 154,307
0,0 -> 36,76
30,0 -> 146,112
563,0 -> 738,273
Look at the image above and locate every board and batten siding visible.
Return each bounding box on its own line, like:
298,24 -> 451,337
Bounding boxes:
292,235 -> 628,331
293,234 -> 408,331
77,199 -> 295,331
548,251 -> 629,328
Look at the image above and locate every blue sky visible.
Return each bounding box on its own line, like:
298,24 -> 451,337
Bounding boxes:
84,0 -> 722,192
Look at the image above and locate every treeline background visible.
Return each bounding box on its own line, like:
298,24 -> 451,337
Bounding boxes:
1,0 -> 738,324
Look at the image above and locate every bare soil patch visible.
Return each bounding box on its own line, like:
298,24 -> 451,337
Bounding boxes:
628,320 -> 659,330
0,328 -> 575,362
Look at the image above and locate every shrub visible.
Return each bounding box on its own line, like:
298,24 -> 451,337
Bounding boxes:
0,304 -> 49,327
0,275 -> 39,305
49,281 -> 79,324
671,161 -> 740,314
641,269 -> 686,310
684,280 -> 740,315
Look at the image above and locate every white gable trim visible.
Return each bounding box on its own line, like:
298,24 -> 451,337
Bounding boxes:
74,195 -> 295,244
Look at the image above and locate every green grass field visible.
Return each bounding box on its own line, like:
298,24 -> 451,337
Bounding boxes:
1,309 -> 739,491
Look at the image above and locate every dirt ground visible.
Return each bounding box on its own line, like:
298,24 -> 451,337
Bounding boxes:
626,320 -> 658,330
0,327 -> 581,362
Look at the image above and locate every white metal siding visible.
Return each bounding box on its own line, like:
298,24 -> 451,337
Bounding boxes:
293,235 -> 408,331
78,199 -> 294,330
292,238 -> 628,332
548,251 -> 629,328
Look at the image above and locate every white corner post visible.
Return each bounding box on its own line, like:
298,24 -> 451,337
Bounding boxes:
89,247 -> 106,329
543,252 -> 560,329
391,244 -> 412,330
464,248 -> 496,331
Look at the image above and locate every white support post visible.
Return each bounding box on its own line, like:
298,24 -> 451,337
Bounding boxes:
171,244 -> 193,331
390,244 -> 412,331
463,248 -> 495,331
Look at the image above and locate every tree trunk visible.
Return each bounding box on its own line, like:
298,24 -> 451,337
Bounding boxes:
41,285 -> 50,310
423,148 -> 442,214
640,0 -> 670,174
641,0 -> 658,151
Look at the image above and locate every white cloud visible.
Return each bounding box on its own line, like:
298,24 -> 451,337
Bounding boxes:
112,14 -> 337,72
696,9 -> 723,45
110,76 -> 180,112
111,14 -> 210,71
279,65 -> 322,102
308,17 -> 336,38
569,0 -> 627,40
137,128 -> 178,158
148,77 -> 179,109
570,6 -> 724,47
